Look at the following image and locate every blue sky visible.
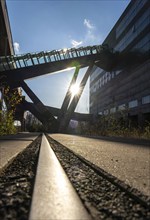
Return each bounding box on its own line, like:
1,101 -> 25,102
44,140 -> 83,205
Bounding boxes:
7,0 -> 130,113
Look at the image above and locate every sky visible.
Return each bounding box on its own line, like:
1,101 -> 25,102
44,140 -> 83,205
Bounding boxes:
6,0 -> 130,113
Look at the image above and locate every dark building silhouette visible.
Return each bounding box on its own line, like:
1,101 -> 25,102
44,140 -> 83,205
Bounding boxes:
0,0 -> 14,56
90,0 -> 150,126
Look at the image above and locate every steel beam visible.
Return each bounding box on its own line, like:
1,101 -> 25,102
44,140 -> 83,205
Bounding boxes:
58,66 -> 80,123
59,64 -> 94,132
21,81 -> 58,132
0,0 -> 14,56
29,134 -> 91,220
23,100 -> 93,122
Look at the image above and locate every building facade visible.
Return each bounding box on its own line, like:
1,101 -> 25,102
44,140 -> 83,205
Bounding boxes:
90,0 -> 150,126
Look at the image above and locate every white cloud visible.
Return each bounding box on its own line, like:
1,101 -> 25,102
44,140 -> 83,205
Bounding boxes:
14,42 -> 20,53
71,39 -> 83,48
84,19 -> 95,29
84,29 -> 98,44
83,18 -> 103,46
69,18 -> 103,49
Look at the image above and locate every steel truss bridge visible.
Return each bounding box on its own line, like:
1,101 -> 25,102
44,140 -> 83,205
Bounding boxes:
0,44 -> 145,132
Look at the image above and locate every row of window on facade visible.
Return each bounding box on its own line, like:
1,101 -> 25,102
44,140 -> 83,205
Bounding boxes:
132,32 -> 150,52
90,70 -> 122,94
115,10 -> 150,52
96,95 -> 150,116
90,67 -> 104,83
90,33 -> 149,91
116,0 -> 147,39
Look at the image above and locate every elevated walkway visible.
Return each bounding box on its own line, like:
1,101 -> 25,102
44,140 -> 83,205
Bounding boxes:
0,44 -> 114,84
0,44 -> 112,71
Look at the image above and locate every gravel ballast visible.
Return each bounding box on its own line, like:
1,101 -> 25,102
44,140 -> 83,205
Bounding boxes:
47,135 -> 150,220
0,135 -> 41,220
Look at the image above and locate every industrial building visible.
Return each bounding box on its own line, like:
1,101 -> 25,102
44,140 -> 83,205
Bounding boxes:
90,0 -> 150,126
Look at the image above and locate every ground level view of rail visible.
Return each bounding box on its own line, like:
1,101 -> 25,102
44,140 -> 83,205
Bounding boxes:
0,132 -> 150,219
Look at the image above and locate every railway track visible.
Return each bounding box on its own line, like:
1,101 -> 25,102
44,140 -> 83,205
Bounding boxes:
0,134 -> 149,219
47,135 -> 150,220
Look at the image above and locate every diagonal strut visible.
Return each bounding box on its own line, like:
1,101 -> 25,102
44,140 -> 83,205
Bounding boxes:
59,64 -> 94,132
21,80 -> 58,132
58,66 -> 80,123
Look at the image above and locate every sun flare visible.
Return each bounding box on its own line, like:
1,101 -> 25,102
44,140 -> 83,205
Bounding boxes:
63,48 -> 67,53
70,84 -> 80,96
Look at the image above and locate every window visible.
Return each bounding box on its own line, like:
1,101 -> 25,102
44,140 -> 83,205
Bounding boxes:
90,102 -> 93,107
104,109 -> 109,115
108,73 -> 111,81
115,10 -> 150,52
112,72 -> 115,78
118,104 -> 126,110
129,100 -> 138,108
142,95 -> 150,104
110,107 -> 116,113
90,67 -> 104,83
116,70 -> 122,75
133,32 -> 150,51
132,25 -> 136,33
116,0 -> 147,39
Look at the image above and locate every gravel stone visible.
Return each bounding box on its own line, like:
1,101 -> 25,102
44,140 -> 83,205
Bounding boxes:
47,135 -> 150,220
0,135 -> 41,220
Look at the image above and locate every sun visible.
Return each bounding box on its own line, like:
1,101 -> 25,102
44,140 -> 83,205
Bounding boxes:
70,84 -> 80,96
63,48 -> 67,53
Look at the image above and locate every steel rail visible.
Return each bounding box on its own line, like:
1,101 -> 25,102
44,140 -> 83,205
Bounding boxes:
47,135 -> 150,219
29,134 -> 91,220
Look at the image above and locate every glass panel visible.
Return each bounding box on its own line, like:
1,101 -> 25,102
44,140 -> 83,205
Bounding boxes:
110,107 -> 116,113
142,95 -> 150,104
118,104 -> 126,110
129,100 -> 138,108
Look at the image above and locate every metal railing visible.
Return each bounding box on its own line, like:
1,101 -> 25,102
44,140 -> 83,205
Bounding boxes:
0,44 -> 110,72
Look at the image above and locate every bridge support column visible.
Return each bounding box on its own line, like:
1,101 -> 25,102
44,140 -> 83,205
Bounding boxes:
21,81 -> 58,132
58,66 -> 80,123
59,64 -> 93,132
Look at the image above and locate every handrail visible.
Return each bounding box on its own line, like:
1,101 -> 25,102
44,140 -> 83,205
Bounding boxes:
0,44 -> 110,72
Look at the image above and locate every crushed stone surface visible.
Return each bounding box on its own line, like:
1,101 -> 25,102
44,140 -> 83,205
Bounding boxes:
47,135 -> 150,220
0,136 -> 41,220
